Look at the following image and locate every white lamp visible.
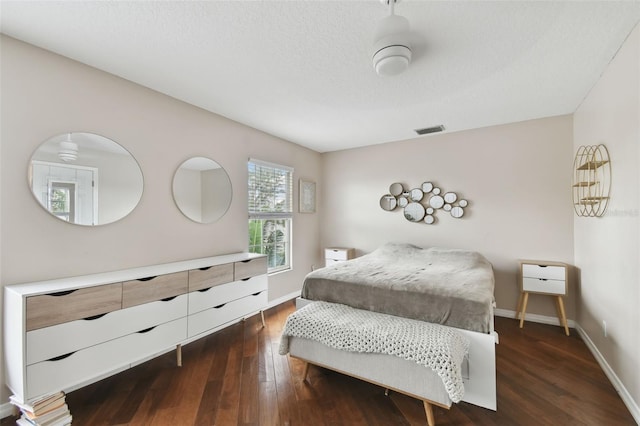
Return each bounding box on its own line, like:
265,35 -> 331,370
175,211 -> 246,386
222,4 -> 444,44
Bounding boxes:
58,133 -> 78,162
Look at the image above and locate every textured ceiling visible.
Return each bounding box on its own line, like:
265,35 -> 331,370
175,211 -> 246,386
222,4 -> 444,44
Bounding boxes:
1,1 -> 639,152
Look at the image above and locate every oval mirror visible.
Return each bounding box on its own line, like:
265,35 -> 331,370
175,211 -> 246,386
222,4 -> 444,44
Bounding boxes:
429,195 -> 445,209
451,206 -> 465,218
410,188 -> 424,202
380,194 -> 397,211
28,132 -> 143,226
389,182 -> 404,196
444,192 -> 457,203
459,199 -> 469,207
397,196 -> 409,208
404,202 -> 425,222
173,157 -> 232,223
422,182 -> 433,193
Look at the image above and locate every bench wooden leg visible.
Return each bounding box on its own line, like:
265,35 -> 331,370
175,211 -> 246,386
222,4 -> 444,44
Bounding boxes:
424,401 -> 435,426
302,362 -> 310,382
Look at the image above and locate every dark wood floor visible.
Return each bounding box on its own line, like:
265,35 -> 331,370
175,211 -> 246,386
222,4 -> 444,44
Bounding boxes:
3,300 -> 636,425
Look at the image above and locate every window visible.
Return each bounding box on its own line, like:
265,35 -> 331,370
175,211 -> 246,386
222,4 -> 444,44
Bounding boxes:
248,159 -> 293,273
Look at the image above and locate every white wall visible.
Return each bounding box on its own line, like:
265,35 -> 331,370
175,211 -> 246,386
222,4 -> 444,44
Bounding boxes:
573,23 -> 640,415
0,35 -> 322,403
321,115 -> 575,320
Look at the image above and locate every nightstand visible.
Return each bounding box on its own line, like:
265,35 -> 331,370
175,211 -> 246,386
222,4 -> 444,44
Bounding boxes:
324,247 -> 355,267
516,260 -> 570,336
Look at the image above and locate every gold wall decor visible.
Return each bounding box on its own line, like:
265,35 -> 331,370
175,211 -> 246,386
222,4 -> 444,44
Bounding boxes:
379,181 -> 469,224
572,144 -> 611,217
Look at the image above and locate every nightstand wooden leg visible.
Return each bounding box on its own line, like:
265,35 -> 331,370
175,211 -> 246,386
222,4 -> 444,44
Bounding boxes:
556,296 -> 570,336
519,292 -> 529,328
516,292 -> 525,319
176,344 -> 182,367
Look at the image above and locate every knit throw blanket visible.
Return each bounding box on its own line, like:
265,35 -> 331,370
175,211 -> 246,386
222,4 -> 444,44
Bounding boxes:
279,301 -> 470,403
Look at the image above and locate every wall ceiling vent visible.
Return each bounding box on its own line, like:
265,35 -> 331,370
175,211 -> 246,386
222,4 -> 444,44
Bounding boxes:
415,125 -> 445,135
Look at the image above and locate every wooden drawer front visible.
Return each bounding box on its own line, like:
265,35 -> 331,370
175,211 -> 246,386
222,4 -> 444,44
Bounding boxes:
27,294 -> 188,365
522,264 -> 565,280
188,290 -> 267,338
188,263 -> 234,292
234,257 -> 267,280
325,248 -> 354,261
26,317 -> 186,400
522,277 -> 566,295
122,271 -> 188,308
188,275 -> 267,315
26,283 -> 123,331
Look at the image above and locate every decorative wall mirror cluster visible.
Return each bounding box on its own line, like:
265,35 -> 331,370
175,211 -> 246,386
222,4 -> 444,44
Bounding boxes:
28,132 -> 144,226
172,157 -> 232,224
380,181 -> 469,224
572,144 -> 611,217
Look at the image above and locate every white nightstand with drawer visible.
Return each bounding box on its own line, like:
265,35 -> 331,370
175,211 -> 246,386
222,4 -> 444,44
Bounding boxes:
324,247 -> 355,267
516,260 -> 570,335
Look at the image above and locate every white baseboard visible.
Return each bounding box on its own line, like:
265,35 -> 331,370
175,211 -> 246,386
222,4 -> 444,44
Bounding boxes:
266,290 -> 301,309
1,401 -> 16,419
575,324 -> 640,424
494,308 -> 576,328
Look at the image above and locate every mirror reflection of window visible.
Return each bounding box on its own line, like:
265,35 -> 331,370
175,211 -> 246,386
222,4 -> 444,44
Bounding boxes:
49,182 -> 76,222
32,161 -> 97,225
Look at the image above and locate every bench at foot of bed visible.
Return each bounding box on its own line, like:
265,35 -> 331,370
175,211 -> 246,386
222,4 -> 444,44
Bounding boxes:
298,358 -> 448,426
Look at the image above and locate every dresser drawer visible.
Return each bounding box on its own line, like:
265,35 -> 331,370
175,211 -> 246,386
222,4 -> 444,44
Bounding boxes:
26,317 -> 187,400
188,275 -> 267,314
188,290 -> 267,338
188,263 -> 234,292
26,283 -> 123,331
122,271 -> 188,308
325,247 -> 355,261
522,277 -> 566,295
234,257 -> 267,280
27,294 -> 188,365
522,264 -> 565,280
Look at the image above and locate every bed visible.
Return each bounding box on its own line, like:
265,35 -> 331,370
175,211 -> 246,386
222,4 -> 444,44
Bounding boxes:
279,243 -> 498,425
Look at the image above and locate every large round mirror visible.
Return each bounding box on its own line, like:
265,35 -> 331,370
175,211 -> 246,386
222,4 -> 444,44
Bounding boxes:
28,132 -> 144,226
172,157 -> 232,224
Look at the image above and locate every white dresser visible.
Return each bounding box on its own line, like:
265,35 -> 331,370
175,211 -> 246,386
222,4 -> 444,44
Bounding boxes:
324,247 -> 355,267
516,260 -> 569,335
4,253 -> 267,405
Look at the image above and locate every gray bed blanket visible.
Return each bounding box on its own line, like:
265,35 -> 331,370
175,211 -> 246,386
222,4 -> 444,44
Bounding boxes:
301,243 -> 495,333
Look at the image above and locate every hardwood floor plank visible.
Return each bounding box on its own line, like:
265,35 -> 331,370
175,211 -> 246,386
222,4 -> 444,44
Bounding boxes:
3,301 -> 635,426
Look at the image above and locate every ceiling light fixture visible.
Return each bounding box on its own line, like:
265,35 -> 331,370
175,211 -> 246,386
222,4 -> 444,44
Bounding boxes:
58,133 -> 78,162
372,0 -> 412,77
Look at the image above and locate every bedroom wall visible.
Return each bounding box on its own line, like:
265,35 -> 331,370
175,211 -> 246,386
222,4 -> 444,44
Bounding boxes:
573,23 -> 640,416
320,115 -> 575,322
0,35 -> 323,403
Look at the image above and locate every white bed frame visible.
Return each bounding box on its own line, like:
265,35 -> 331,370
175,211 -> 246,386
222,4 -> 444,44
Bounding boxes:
291,297 -> 497,425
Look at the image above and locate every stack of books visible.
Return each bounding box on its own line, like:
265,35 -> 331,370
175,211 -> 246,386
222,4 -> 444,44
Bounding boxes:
9,391 -> 72,426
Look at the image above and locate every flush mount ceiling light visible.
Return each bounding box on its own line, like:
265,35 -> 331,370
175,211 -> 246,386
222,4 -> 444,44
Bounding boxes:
372,0 -> 412,77
58,133 -> 78,162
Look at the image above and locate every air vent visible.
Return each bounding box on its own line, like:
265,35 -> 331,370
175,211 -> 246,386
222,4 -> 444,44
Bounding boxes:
415,125 -> 445,135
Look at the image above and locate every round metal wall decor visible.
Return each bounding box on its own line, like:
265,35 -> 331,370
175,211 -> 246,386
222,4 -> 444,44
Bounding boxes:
379,181 -> 470,225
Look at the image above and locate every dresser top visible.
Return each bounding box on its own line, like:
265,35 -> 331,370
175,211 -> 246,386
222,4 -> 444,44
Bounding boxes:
5,252 -> 266,296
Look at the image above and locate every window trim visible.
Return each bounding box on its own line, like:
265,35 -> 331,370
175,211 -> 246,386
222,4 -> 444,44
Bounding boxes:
248,158 -> 294,274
